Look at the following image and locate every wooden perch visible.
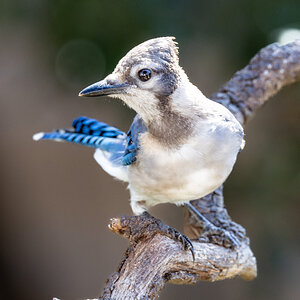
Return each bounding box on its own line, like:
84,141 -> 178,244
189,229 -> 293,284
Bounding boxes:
101,215 -> 256,299
98,40 -> 300,299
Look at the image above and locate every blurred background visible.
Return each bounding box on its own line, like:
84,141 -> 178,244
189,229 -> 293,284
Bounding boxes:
0,0 -> 299,299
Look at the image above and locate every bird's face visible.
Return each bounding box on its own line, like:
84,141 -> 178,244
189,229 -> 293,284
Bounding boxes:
79,37 -> 185,122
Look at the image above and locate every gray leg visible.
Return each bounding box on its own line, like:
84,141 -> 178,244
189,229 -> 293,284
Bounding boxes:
185,203 -> 241,249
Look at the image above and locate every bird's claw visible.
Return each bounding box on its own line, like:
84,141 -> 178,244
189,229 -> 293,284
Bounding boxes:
139,212 -> 195,260
167,227 -> 195,260
200,225 -> 241,249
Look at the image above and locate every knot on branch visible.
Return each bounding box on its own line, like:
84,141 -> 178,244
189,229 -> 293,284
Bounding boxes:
109,214 -> 171,244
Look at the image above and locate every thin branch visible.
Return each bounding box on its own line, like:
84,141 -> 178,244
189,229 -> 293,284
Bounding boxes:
99,41 -> 300,299
213,40 -> 300,125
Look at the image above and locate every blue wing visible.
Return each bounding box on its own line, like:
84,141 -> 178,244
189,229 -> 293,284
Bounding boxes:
122,115 -> 147,166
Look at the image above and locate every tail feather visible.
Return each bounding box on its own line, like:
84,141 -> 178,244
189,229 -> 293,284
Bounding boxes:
33,116 -> 126,151
72,116 -> 124,138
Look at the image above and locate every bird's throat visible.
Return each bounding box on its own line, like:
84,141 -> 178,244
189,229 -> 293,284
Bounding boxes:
147,105 -> 192,147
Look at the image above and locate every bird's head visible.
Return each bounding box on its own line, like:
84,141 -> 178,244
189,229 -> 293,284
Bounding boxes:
79,37 -> 192,123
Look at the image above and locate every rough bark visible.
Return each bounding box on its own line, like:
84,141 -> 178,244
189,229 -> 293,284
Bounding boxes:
100,41 -> 300,299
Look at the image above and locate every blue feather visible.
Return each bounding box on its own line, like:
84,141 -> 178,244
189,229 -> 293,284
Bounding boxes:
35,116 -> 126,151
40,131 -> 119,149
121,115 -> 147,166
72,116 -> 124,137
34,115 -> 147,167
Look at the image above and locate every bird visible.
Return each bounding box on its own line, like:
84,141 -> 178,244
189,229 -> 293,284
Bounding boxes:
33,37 -> 245,256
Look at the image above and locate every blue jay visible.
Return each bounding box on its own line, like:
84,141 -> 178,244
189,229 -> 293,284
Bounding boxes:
34,37 -> 244,255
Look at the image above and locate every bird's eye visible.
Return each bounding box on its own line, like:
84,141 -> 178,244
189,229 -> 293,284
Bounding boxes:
138,69 -> 152,82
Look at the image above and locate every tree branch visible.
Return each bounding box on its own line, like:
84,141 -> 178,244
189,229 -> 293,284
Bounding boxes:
101,216 -> 256,299
100,41 -> 300,299
213,40 -> 300,125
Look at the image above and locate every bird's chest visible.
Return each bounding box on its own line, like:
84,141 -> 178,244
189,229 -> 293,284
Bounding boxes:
128,132 -> 234,203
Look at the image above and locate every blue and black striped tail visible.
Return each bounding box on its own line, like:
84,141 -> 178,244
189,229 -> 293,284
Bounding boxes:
72,116 -> 124,137
33,116 -> 126,151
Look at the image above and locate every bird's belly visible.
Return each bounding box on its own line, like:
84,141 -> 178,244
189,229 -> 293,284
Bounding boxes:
128,144 -> 235,206
130,165 -> 224,203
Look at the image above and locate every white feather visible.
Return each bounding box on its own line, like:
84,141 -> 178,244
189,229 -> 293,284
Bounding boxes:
32,132 -> 44,141
94,149 -> 129,182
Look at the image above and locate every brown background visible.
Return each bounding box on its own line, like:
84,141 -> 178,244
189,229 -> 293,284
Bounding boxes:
0,1 -> 299,299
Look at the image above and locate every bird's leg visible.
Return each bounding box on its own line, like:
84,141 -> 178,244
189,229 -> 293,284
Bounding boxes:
141,212 -> 195,260
185,203 -> 241,249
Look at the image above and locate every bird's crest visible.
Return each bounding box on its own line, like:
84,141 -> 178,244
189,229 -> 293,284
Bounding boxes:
115,37 -> 179,74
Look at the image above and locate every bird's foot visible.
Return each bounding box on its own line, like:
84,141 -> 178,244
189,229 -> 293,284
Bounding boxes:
185,203 -> 240,249
199,224 -> 241,249
141,212 -> 195,260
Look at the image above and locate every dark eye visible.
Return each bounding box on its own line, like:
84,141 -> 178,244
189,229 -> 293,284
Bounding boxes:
138,69 -> 152,82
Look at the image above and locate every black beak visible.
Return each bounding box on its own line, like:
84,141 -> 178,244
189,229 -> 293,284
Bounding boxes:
78,80 -> 129,97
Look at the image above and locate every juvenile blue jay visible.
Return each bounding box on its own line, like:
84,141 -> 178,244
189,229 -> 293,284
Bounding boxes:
34,37 -> 244,255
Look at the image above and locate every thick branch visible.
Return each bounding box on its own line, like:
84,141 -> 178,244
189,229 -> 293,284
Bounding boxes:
101,41 -> 300,299
101,216 -> 256,299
